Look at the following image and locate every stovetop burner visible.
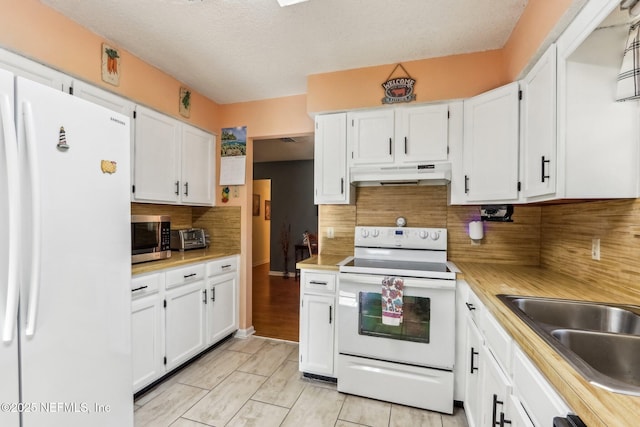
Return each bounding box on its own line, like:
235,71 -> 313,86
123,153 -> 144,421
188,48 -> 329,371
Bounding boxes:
339,226 -> 456,280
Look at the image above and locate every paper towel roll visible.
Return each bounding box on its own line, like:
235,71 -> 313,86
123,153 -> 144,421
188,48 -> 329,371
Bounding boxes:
469,221 -> 484,240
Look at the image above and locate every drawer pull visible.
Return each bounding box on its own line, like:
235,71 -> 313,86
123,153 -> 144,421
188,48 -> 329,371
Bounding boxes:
221,264 -> 231,269
309,280 -> 328,286
203,289 -> 207,304
465,302 -> 476,311
131,285 -> 148,292
184,273 -> 197,279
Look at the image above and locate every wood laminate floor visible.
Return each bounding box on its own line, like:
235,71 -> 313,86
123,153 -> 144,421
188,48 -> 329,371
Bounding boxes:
251,263 -> 300,342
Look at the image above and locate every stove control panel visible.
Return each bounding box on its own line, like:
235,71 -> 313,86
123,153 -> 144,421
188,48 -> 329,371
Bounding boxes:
355,226 -> 447,250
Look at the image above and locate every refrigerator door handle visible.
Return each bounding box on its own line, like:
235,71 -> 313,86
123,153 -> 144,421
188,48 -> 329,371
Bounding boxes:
1,92 -> 20,343
22,102 -> 42,337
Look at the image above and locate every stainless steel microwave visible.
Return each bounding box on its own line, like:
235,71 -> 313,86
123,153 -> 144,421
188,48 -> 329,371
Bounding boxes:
131,215 -> 171,264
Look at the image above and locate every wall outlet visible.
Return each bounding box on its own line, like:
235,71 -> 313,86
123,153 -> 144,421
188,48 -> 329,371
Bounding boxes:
327,227 -> 335,239
591,238 -> 600,260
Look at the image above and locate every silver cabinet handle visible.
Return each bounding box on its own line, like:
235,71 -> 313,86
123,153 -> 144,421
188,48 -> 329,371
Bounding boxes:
184,181 -> 189,197
175,180 -> 180,195
203,289 -> 207,304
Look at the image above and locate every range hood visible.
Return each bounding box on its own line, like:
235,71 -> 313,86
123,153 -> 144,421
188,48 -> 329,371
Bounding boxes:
350,162 -> 451,186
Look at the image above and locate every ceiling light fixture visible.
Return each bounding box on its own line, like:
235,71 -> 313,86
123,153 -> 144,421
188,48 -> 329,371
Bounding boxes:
277,0 -> 309,7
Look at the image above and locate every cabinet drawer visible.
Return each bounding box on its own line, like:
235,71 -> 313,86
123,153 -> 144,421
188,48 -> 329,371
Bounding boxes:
482,310 -> 513,374
131,272 -> 162,298
512,346 -> 570,426
464,287 -> 483,325
207,257 -> 237,276
166,264 -> 205,289
302,271 -> 336,293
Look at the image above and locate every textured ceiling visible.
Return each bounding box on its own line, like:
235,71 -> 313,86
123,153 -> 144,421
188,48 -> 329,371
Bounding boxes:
41,0 -> 528,105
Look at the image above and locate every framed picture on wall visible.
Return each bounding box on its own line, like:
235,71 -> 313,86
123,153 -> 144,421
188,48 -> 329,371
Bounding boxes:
265,200 -> 271,220
253,194 -> 260,216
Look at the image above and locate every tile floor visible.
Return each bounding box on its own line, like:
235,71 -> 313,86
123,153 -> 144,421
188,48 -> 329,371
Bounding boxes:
134,336 -> 468,427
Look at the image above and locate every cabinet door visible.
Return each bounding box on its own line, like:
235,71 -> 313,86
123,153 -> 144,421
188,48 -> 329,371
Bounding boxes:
463,82 -> 520,202
521,44 -> 557,199
395,104 -> 449,163
72,80 -> 134,116
348,109 -> 395,165
206,272 -> 238,345
464,317 -> 483,427
481,349 -> 513,427
132,106 -> 180,203
0,48 -> 72,92
165,280 -> 206,370
314,113 -> 351,204
299,293 -> 335,376
131,293 -> 164,392
181,124 -> 215,206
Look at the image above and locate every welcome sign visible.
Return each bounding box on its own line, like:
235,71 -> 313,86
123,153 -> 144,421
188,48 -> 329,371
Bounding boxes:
382,64 -> 417,104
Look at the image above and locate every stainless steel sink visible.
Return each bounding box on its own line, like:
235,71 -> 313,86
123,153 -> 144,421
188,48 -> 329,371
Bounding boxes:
508,297 -> 640,335
498,295 -> 640,396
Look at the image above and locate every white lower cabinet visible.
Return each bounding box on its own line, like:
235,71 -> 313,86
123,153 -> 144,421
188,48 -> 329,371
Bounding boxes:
463,318 -> 484,427
457,280 -> 571,427
131,256 -> 239,393
299,270 -> 337,378
131,273 -> 164,393
165,279 -> 206,371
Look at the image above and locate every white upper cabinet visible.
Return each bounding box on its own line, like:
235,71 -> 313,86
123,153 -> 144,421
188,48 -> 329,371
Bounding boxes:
133,105 -> 181,204
462,82 -> 520,202
348,109 -> 395,165
181,125 -> 215,206
520,44 -> 557,200
0,48 -> 72,92
72,80 -> 134,116
133,105 -> 215,206
395,104 -> 449,164
347,104 -> 450,167
314,113 -> 353,204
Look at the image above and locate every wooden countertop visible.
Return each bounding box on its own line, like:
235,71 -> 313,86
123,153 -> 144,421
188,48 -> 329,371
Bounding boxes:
132,249 -> 239,276
456,262 -> 640,427
295,254 -> 348,272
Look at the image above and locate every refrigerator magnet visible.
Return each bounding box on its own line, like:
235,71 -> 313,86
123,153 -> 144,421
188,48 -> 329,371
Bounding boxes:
57,126 -> 69,151
101,160 -> 117,174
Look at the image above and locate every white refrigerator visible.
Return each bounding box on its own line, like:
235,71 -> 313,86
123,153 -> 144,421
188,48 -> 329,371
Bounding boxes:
1,70 -> 133,426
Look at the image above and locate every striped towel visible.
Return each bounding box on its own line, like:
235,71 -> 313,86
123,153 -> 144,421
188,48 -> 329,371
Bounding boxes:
617,20 -> 640,101
381,276 -> 404,326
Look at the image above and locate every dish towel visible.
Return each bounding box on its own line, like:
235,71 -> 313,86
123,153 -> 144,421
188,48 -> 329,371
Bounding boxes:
381,276 -> 404,326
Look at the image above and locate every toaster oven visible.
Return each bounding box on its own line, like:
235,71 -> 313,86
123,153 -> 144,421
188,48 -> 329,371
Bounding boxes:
170,228 -> 207,251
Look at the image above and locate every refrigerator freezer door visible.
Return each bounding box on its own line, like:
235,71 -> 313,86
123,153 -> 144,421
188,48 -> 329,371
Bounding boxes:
16,77 -> 133,427
0,68 -> 20,427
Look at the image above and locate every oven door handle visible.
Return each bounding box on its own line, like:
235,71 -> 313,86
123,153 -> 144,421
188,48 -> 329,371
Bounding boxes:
339,274 -> 455,290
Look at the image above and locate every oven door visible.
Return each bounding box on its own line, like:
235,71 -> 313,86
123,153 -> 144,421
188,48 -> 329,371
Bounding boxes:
338,272 -> 455,370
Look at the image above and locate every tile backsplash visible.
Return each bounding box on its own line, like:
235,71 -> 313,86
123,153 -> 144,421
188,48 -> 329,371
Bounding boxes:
319,187 -> 640,294
131,203 -> 241,254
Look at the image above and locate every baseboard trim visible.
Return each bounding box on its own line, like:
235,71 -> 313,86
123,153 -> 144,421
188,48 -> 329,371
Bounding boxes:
234,326 -> 255,339
268,270 -> 293,277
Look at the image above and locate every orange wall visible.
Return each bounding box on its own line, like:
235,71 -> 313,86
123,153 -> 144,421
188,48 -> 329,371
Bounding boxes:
503,0 -> 575,80
0,0 -> 221,132
307,50 -> 508,113
306,0 -> 575,113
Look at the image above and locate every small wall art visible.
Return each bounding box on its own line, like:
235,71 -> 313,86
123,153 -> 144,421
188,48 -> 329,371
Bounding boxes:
101,43 -> 120,86
179,87 -> 191,118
